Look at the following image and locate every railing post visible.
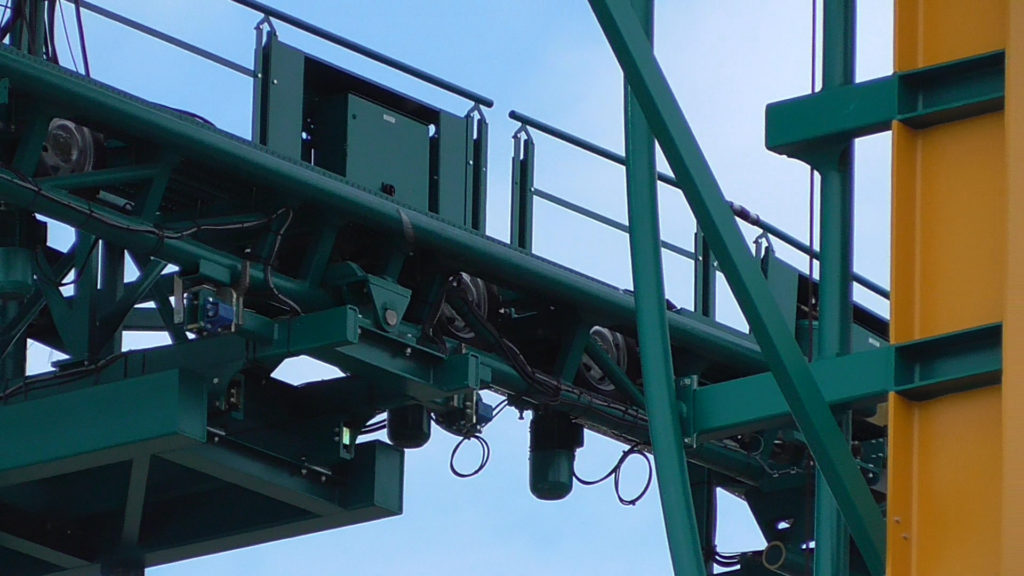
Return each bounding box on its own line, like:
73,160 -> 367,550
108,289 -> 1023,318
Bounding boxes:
510,127 -> 535,251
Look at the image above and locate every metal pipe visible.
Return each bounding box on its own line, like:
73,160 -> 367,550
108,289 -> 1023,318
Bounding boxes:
77,1 -> 253,77
228,0 -> 493,108
533,188 -> 696,261
815,1 -> 856,574
0,44 -> 765,374
508,110 -> 890,300
621,0 -> 707,573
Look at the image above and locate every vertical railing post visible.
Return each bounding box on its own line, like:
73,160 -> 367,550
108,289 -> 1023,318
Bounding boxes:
510,127 -> 535,251
694,226 -> 715,319
815,1 -> 856,573
623,1 -> 707,574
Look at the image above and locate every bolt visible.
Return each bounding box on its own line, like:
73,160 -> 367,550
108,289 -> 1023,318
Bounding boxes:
902,534 -> 909,541
272,79 -> 278,85
333,436 -> 340,442
384,308 -> 399,326
894,517 -> 902,524
213,436 -> 220,444
404,347 -> 412,357
301,468 -> 307,476
213,377 -> 220,385
320,475 -> 327,484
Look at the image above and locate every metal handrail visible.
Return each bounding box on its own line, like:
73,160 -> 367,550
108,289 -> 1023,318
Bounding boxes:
230,0 -> 493,108
78,1 -> 252,76
532,188 -> 696,261
508,109 -> 890,300
78,1 -> 493,108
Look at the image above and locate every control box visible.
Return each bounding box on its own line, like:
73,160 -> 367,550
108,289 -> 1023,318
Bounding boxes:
254,36 -> 486,231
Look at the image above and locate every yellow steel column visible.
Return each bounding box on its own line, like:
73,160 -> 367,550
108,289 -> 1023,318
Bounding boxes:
889,1 -> 1007,575
1005,2 -> 1024,572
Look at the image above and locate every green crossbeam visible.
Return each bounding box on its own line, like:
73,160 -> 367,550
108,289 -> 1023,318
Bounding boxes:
585,1 -> 887,574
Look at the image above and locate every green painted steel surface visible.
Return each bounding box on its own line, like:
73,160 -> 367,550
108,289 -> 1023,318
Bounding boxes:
815,1 -> 856,573
766,50 -> 1005,166
585,1 -> 886,573
0,43 -> 764,376
7,5 -> 1003,574
0,370 -> 205,487
619,0 -> 707,573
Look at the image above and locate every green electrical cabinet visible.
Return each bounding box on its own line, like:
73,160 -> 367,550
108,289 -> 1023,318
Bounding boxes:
254,35 -> 486,231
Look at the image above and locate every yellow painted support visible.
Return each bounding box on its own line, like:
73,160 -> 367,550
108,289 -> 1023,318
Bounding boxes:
1005,3 -> 1024,573
889,1 -> 1008,574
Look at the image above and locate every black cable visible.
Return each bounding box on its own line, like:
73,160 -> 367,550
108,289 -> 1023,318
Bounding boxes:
573,444 -> 653,506
0,0 -> 15,43
56,0 -> 77,72
445,275 -> 560,403
262,208 -> 302,315
1,350 -> 123,401
0,0 -> 21,45
449,434 -> 489,479
45,0 -> 57,63
1,167 -> 305,316
72,0 -> 88,76
0,167 -> 282,242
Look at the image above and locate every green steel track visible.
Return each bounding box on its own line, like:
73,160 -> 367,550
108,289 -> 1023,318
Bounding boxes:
0,2 -> 1007,575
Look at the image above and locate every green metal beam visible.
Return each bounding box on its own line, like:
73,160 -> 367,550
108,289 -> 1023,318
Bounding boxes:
163,442 -> 355,517
690,346 -> 890,441
620,1 -> 706,573
0,531 -> 89,571
766,50 -> 1005,166
815,1 -> 855,573
36,164 -> 163,190
120,456 -> 151,548
893,322 -> 1001,400
0,44 -> 766,375
583,337 -> 645,408
139,440 -> 402,570
0,370 -> 205,487
585,2 -> 886,574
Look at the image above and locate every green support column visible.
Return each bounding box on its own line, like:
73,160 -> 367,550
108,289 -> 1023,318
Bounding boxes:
815,1 -> 855,573
622,1 -> 707,574
586,2 -> 885,574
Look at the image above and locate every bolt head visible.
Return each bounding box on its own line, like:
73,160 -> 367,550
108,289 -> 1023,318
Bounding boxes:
384,308 -> 399,326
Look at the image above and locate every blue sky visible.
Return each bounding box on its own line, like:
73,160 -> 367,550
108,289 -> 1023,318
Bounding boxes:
31,1 -> 894,573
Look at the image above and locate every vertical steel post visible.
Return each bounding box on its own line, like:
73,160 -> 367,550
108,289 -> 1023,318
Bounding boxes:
586,1 -> 886,573
815,1 -> 855,573
510,129 -> 535,251
623,1 -> 707,574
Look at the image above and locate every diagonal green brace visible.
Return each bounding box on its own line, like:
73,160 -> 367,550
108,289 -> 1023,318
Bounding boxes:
586,2 -> 886,574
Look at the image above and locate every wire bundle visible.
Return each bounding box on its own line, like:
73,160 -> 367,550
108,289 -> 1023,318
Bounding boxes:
449,434 -> 490,478
573,444 -> 653,506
